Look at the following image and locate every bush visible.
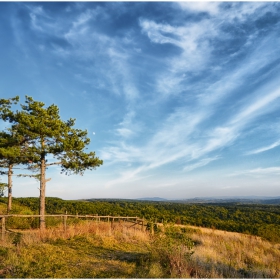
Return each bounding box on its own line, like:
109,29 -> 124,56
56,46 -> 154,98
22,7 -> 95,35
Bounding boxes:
149,226 -> 195,278
6,205 -> 36,229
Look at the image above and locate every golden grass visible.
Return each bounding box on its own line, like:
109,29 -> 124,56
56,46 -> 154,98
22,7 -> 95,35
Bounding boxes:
17,220 -> 149,245
0,221 -> 150,278
186,225 -> 280,278
1,220 -> 280,278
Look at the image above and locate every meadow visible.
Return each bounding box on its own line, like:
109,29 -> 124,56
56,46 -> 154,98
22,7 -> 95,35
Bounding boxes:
0,198 -> 280,278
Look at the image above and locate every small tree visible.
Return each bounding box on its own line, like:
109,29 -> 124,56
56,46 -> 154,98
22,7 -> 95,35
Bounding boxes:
0,129 -> 36,212
13,96 -> 103,229
0,131 -> 21,211
0,96 -> 23,212
0,96 -> 30,212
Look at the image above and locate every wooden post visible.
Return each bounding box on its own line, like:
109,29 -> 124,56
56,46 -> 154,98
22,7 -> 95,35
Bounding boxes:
63,215 -> 67,232
1,217 -> 5,241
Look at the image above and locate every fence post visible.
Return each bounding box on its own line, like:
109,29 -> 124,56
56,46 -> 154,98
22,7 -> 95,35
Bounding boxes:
151,221 -> 154,235
63,215 -> 67,232
1,217 -> 5,241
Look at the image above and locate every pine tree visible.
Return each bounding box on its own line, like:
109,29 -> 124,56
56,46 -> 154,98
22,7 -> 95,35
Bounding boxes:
0,127 -> 38,212
13,96 -> 103,229
0,130 -> 30,212
0,96 -> 30,212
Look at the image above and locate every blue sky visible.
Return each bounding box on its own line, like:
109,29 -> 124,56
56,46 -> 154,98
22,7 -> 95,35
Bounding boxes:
1,2 -> 280,200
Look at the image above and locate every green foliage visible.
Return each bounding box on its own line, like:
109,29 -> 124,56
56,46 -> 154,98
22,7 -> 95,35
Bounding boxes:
13,96 -> 103,176
1,96 -> 102,228
141,226 -> 195,278
5,204 -> 37,229
12,233 -> 23,246
2,197 -> 280,242
0,182 -> 7,197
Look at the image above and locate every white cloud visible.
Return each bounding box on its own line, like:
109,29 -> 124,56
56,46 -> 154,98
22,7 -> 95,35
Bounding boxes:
139,17 -> 215,83
228,167 -> 280,178
231,88 -> 280,126
116,128 -> 134,139
140,2 -> 279,100
183,156 -> 220,172
104,165 -> 149,188
220,2 -> 270,23
102,74 -> 280,187
178,2 -> 220,15
12,3 -> 280,193
246,141 -> 280,155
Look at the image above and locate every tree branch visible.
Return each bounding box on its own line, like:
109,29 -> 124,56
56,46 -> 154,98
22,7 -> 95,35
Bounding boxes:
46,162 -> 61,166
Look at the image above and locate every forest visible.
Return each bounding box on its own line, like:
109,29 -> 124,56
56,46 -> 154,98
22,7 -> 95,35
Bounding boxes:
1,196 -> 279,243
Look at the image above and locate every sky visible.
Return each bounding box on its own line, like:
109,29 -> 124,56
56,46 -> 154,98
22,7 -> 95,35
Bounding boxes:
0,2 -> 280,200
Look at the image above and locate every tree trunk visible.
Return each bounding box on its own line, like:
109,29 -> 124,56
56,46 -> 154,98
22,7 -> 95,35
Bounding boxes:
39,153 -> 46,230
7,164 -> 13,213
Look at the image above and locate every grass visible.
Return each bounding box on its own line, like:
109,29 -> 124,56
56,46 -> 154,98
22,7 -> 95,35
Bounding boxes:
187,226 -> 280,278
0,218 -> 280,278
0,221 -> 149,278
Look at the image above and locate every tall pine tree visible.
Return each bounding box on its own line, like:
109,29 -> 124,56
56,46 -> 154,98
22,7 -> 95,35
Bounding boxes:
0,96 -> 30,212
0,130 -> 31,212
13,96 -> 103,229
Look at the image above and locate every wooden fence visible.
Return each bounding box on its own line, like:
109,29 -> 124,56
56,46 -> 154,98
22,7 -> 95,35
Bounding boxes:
0,214 -> 147,241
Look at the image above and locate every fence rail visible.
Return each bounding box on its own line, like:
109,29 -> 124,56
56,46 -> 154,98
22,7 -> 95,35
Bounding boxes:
0,214 -> 147,240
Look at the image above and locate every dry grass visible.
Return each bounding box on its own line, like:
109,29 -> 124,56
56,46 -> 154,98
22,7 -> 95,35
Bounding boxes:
186,225 -> 280,278
0,221 -> 150,278
19,220 -> 149,244
1,220 -> 280,278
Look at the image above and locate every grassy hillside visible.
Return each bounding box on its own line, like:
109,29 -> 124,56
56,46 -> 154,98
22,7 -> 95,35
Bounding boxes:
1,198 -> 280,278
187,226 -> 280,278
0,221 -> 279,278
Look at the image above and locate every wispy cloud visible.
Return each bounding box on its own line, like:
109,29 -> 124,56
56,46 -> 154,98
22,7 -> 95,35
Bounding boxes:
177,2 -> 220,15
139,17 -> 215,96
6,2 -> 280,196
183,156 -> 221,172
228,167 -> 280,178
230,87 -> 280,126
105,165 -> 150,188
246,141 -> 280,155
101,55 -> 280,187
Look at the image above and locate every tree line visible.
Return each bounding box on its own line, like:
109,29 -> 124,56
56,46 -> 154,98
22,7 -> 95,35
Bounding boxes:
3,197 -> 279,243
0,96 -> 103,229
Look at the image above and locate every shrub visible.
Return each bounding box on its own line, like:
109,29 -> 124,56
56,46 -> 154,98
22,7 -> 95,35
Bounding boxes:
149,226 -> 195,278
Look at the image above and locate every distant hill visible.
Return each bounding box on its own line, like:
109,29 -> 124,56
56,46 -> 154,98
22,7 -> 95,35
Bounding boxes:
136,197 -> 168,201
83,196 -> 280,204
172,196 -> 280,204
134,196 -> 280,204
